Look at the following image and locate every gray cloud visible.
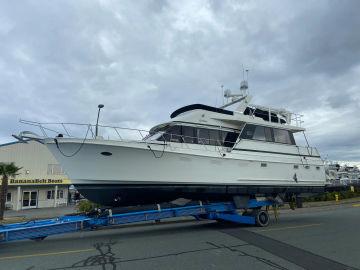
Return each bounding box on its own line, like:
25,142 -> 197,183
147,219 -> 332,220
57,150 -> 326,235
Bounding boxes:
0,0 -> 359,162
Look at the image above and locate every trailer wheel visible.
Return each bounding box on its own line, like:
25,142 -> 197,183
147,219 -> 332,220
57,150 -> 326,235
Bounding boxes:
254,210 -> 269,227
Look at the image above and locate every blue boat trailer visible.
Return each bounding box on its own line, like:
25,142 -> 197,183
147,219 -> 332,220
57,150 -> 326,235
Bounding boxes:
0,198 -> 277,243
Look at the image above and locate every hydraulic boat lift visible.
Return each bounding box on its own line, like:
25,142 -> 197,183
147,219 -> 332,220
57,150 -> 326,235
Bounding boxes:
0,197 -> 278,243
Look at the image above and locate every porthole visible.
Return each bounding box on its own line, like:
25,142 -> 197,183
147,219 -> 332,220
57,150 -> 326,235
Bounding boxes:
316,166 -> 320,170
305,165 -> 310,169
294,165 -> 299,169
101,151 -> 112,156
261,163 -> 267,167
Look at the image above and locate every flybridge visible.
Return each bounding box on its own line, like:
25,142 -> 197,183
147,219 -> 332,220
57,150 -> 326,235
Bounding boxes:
170,103 -> 303,127
219,80 -> 304,127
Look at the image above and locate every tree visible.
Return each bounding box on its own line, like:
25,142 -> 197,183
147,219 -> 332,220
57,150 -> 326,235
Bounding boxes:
0,162 -> 21,220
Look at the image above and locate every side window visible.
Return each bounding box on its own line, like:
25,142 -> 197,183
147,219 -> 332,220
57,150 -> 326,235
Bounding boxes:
208,129 -> 221,146
289,132 -> 296,145
253,126 -> 266,141
264,127 -> 274,142
198,129 -> 210,145
182,126 -> 196,144
47,164 -> 64,175
57,190 -> 64,199
240,124 -> 256,139
47,190 -> 55,199
222,132 -> 239,147
163,126 -> 182,143
146,125 -> 169,140
273,129 -> 293,144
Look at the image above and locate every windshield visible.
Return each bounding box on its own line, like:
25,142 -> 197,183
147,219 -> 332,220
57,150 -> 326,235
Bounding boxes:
143,125 -> 169,141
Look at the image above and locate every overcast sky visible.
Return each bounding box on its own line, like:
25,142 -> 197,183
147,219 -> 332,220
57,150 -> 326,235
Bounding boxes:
0,0 -> 359,162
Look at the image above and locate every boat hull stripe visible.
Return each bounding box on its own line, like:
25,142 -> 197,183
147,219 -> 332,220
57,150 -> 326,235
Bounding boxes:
233,148 -> 320,158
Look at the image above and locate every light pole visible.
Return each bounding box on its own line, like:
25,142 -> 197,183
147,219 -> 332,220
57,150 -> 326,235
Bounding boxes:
95,104 -> 104,137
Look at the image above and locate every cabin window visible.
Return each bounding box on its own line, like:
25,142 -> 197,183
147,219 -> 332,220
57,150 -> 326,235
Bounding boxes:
241,124 -> 295,145
253,126 -> 266,141
289,132 -> 296,145
145,125 -> 169,140
222,131 -> 239,147
182,126 -> 196,144
264,127 -> 273,142
240,124 -> 256,139
250,126 -> 274,142
163,126 -> 182,143
156,125 -> 239,147
198,128 -> 210,145
240,124 -> 270,141
273,129 -> 294,145
208,129 -> 222,146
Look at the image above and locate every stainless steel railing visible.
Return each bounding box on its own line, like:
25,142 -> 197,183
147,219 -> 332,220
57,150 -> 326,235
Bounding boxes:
19,119 -> 238,155
20,119 -> 149,141
19,119 -> 317,156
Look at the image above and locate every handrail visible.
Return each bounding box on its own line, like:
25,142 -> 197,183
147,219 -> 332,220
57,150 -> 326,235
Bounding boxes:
19,119 -> 315,156
246,104 -> 304,127
19,119 -> 238,149
19,119 -> 150,140
20,120 -> 150,133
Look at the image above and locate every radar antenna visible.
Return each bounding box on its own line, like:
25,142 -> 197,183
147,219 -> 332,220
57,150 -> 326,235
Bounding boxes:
219,68 -> 251,110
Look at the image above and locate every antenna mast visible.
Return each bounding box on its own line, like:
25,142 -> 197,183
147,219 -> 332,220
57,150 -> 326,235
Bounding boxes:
221,85 -> 224,106
219,68 -> 251,109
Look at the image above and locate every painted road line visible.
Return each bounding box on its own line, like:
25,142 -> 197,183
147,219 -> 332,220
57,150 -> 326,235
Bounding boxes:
0,248 -> 95,261
352,203 -> 360,207
256,223 -> 322,232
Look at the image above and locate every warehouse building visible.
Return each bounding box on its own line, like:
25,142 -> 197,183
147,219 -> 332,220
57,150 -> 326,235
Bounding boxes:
0,140 -> 71,210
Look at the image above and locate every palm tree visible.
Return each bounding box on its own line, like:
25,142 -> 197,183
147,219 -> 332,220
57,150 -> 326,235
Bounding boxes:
0,162 -> 22,220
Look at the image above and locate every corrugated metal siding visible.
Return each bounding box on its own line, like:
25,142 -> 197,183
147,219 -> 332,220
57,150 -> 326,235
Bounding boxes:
0,141 -> 67,180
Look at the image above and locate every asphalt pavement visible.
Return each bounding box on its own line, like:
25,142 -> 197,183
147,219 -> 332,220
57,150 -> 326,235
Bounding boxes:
0,202 -> 359,270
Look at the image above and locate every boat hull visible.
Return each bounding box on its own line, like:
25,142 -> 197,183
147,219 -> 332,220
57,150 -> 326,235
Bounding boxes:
75,183 -> 324,206
45,138 -> 326,206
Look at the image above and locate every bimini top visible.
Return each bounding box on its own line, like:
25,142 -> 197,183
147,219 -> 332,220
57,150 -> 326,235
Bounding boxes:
170,104 -> 234,119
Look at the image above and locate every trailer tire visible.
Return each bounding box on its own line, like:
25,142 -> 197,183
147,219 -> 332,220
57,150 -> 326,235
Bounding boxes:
254,210 -> 269,227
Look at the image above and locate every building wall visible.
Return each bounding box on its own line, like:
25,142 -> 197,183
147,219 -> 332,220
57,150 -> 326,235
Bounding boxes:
0,141 -> 65,180
36,186 -> 68,208
6,186 -> 69,210
0,141 -> 71,210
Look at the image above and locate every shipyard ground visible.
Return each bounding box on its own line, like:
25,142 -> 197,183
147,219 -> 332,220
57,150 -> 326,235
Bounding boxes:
1,202 -> 359,270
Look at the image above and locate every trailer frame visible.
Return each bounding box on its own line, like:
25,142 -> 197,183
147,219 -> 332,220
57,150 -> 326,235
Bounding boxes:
0,198 -> 276,243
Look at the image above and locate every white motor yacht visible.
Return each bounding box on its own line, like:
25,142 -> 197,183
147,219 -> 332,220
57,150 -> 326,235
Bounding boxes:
18,81 -> 326,206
